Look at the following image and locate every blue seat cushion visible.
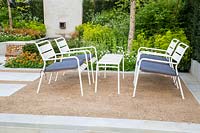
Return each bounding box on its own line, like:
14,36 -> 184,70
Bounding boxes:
45,58 -> 84,72
140,54 -> 168,61
76,54 -> 93,61
140,60 -> 176,76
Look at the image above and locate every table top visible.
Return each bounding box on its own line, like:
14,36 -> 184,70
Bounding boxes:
98,54 -> 123,65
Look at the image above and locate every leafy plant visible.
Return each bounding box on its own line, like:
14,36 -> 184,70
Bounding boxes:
0,32 -> 32,42
5,51 -> 43,68
4,27 -> 45,39
135,0 -> 183,37
181,0 -> 200,63
76,23 -> 117,53
22,40 -> 59,54
22,43 -> 39,54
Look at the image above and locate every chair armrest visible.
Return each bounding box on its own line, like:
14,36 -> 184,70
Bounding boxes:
138,47 -> 166,54
70,46 -> 96,51
61,50 -> 90,62
139,51 -> 171,58
62,50 -> 87,55
44,56 -> 81,66
44,56 -> 78,61
70,46 -> 97,61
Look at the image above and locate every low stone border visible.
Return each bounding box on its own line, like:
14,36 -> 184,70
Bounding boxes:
0,114 -> 199,133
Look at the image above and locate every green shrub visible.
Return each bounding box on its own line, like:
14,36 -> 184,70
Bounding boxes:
22,40 -> 59,54
132,29 -> 191,71
182,0 -> 200,63
0,7 -> 8,26
83,0 -> 118,22
123,51 -> 136,71
76,23 -> 117,53
0,32 -> 32,42
91,10 -> 129,49
5,51 -> 43,68
135,0 -> 182,37
14,20 -> 46,34
22,43 -> 39,54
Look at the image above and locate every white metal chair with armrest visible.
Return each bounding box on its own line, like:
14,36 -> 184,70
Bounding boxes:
54,37 -> 98,83
134,38 -> 180,86
36,40 -> 88,96
133,42 -> 189,99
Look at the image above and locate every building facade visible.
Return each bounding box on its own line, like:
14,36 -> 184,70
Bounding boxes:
43,0 -> 83,38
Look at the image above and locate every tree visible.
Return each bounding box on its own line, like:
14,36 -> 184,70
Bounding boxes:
7,0 -> 13,29
128,0 -> 136,53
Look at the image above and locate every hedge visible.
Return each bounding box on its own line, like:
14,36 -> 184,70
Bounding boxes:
183,0 -> 200,62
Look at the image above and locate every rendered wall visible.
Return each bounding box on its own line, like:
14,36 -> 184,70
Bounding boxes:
190,59 -> 200,82
43,0 -> 83,38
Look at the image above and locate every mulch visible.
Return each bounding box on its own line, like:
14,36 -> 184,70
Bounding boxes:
0,72 -> 200,123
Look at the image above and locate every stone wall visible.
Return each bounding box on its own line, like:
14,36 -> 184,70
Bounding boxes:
190,59 -> 200,81
5,45 -> 24,60
0,41 -> 35,60
43,0 -> 83,38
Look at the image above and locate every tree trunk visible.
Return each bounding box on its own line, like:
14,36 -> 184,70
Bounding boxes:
174,0 -> 180,15
7,0 -> 13,29
128,0 -> 136,53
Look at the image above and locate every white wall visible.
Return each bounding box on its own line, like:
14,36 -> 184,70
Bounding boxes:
43,0 -> 83,38
190,59 -> 200,81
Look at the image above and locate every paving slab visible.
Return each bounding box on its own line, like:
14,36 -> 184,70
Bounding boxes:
0,84 -> 26,96
180,73 -> 200,104
0,72 -> 40,81
0,114 -> 199,133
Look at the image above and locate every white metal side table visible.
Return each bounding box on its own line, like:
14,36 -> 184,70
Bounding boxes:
95,54 -> 124,94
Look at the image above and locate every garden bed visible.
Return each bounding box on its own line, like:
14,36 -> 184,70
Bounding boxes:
0,72 -> 199,123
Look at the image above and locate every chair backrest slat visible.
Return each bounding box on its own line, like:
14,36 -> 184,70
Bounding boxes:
36,40 -> 56,61
60,46 -> 69,53
40,43 -> 52,53
58,40 -> 67,47
166,38 -> 179,55
172,42 -> 189,64
42,50 -> 55,59
172,52 -> 181,63
176,45 -> 185,54
54,37 -> 70,53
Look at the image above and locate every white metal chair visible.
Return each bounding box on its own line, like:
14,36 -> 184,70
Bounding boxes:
54,37 -> 98,84
134,38 -> 180,86
133,42 -> 189,99
35,40 -> 89,96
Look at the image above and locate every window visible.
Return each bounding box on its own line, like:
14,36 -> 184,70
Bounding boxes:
59,22 -> 66,29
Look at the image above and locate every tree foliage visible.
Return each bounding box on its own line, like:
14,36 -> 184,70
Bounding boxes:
135,0 -> 182,37
181,0 -> 200,63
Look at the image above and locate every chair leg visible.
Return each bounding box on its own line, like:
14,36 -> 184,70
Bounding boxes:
133,55 -> 140,85
133,68 -> 140,97
104,64 -> 106,78
86,62 -> 91,85
133,63 -> 138,86
55,72 -> 59,81
90,62 -> 95,83
37,72 -> 44,93
95,63 -> 99,93
63,71 -> 65,76
177,76 -> 185,99
172,76 -> 179,89
48,72 -> 53,84
78,69 -> 83,96
118,64 -> 120,94
175,76 -> 179,89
